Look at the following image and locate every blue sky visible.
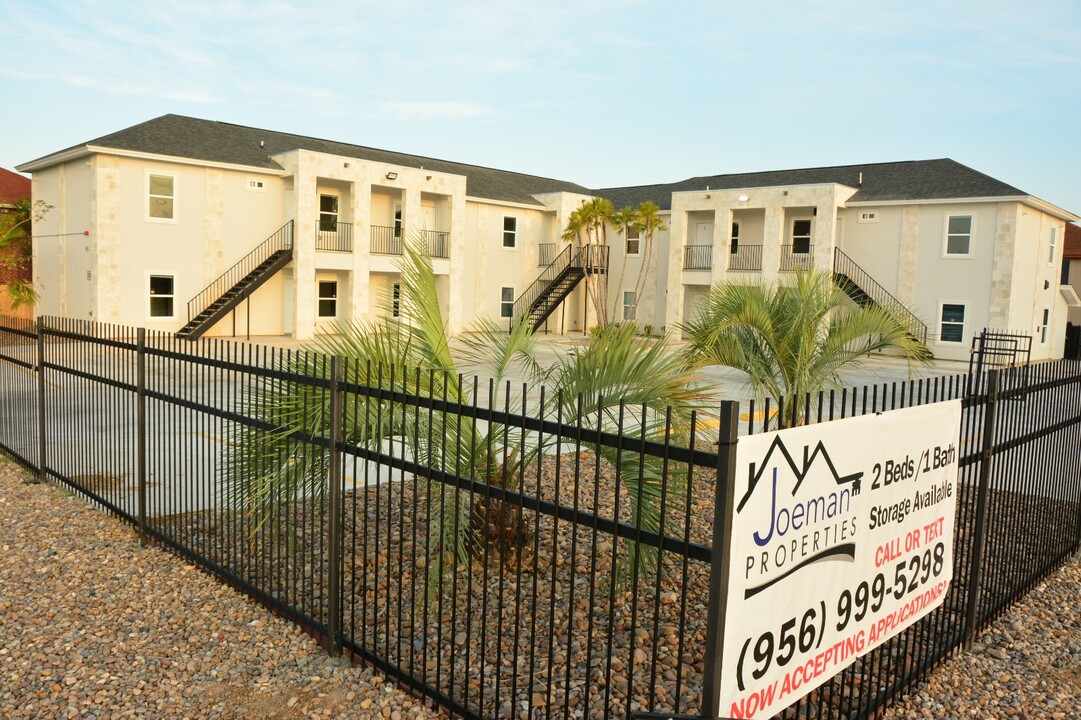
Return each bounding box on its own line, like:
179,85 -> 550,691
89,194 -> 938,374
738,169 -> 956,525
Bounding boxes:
3,0 -> 1080,213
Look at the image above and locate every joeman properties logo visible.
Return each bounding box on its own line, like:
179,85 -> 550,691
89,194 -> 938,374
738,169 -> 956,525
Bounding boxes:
737,436 -> 863,598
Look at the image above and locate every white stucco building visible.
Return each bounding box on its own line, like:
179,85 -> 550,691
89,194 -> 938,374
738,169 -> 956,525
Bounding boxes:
17,115 -> 1080,361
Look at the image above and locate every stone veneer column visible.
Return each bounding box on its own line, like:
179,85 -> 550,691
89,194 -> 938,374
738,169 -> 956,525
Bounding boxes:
92,156 -> 121,322
988,202 -> 1019,329
293,156 -> 317,339
350,180 -> 371,324
664,209 -> 687,331
447,193 -> 467,333
711,207 -> 732,283
761,206 -> 784,284
896,206 -> 920,307
812,207 -> 835,272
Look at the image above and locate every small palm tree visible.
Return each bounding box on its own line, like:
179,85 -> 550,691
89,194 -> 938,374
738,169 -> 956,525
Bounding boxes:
681,270 -> 931,422
227,235 -> 712,582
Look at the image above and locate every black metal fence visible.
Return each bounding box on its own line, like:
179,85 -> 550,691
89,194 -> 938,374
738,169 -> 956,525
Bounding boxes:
1,314 -> 1078,720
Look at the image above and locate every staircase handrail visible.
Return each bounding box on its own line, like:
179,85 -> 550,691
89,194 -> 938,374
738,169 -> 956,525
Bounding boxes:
834,247 -> 928,344
510,244 -> 575,329
187,220 -> 294,322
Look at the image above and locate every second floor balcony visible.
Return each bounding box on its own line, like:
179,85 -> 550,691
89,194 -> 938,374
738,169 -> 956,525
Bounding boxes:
683,245 -> 713,271
316,221 -> 353,252
371,226 -> 450,259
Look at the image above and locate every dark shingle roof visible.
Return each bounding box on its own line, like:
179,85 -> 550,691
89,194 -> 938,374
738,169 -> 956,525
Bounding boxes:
24,114 -> 592,207
593,159 -> 1027,210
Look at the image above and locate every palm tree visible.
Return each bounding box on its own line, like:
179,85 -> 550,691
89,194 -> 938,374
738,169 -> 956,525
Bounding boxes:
562,198 -> 615,327
629,201 -> 665,327
681,270 -> 931,423
227,234 -> 711,581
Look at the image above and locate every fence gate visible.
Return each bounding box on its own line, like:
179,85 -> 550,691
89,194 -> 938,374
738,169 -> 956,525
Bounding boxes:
967,328 -> 1032,396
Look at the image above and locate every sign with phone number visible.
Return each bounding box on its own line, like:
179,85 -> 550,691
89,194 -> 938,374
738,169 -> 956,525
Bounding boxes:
720,400 -> 962,718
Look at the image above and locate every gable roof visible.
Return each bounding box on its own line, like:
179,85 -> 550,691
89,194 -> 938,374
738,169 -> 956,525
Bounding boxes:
18,114 -> 592,207
1065,223 -> 1081,260
0,167 -> 30,205
593,159 -> 1028,211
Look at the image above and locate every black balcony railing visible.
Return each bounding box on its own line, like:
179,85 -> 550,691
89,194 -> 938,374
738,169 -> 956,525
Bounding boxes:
424,229 -> 450,259
683,245 -> 713,270
779,243 -> 813,271
316,222 -> 353,252
371,227 -> 450,258
371,226 -> 402,256
728,244 -> 763,271
538,243 -> 557,266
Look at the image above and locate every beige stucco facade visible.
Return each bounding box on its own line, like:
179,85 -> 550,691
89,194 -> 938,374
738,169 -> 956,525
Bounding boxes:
20,136 -> 1079,363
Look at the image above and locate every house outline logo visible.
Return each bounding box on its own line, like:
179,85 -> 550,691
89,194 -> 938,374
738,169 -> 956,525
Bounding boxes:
737,435 -> 864,599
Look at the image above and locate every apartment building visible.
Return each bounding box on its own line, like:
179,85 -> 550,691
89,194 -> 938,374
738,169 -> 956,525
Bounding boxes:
17,115 -> 1079,361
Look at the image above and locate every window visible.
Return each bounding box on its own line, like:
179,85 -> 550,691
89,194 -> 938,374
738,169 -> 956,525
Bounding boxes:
503,216 -> 517,248
500,287 -> 514,318
792,219 -> 811,254
623,291 -> 637,321
392,282 -> 401,317
626,225 -> 640,255
1041,308 -> 1049,344
318,281 -> 337,318
1049,227 -> 1057,265
246,178 -> 266,192
857,211 -> 878,224
149,275 -> 175,318
945,215 -> 972,256
939,303 -> 965,344
319,195 -> 339,232
1063,258 -> 1071,285
148,173 -> 175,220
393,204 -> 403,238
730,222 -> 741,253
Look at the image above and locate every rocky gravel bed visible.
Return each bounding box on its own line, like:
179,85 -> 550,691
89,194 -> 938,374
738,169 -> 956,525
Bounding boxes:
883,554 -> 1080,720
0,458 -> 444,720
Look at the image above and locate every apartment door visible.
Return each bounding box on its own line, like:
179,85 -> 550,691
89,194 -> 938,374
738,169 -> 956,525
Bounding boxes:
695,222 -> 714,246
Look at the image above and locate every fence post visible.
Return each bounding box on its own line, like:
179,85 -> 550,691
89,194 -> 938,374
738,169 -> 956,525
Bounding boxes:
702,400 -> 740,718
137,327 -> 148,545
964,368 -> 999,651
326,355 -> 344,657
31,317 -> 45,484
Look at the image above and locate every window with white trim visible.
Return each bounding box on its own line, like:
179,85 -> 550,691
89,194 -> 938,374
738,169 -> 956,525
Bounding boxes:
1041,308 -> 1049,344
939,303 -> 965,344
393,204 -> 403,238
945,215 -> 972,256
1049,227 -> 1057,265
1062,258 -> 1070,285
503,217 -> 517,248
148,173 -> 176,220
319,195 -> 339,233
500,287 -> 514,318
792,219 -> 811,254
626,225 -> 640,255
392,282 -> 401,318
318,281 -> 338,318
149,275 -> 175,318
730,222 -> 741,253
623,291 -> 637,321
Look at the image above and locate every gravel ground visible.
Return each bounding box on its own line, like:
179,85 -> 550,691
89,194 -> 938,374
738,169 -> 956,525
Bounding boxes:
883,555 -> 1080,720
1,453 -> 1077,720
0,458 -> 444,720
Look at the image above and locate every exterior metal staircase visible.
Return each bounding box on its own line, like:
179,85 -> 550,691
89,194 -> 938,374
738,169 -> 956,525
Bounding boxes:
176,221 -> 294,340
510,244 -> 609,332
833,247 -> 928,344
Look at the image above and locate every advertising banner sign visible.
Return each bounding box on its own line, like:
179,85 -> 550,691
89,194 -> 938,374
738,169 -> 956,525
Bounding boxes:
720,400 -> 962,718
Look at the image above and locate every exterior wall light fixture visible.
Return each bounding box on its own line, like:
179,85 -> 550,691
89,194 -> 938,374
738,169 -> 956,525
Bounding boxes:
385,171 -> 398,180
